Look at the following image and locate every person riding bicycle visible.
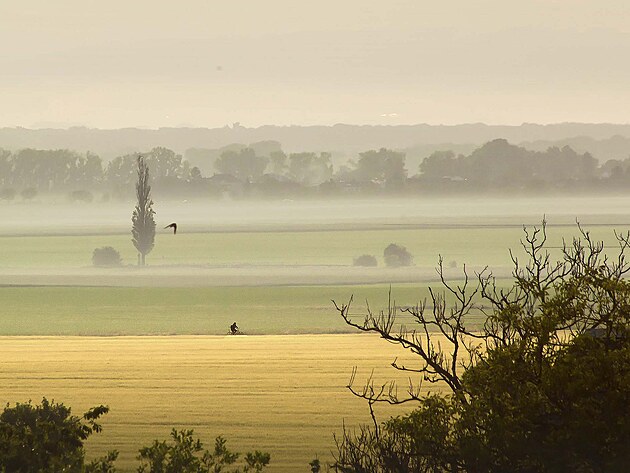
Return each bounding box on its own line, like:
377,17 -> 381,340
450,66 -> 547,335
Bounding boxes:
230,322 -> 239,335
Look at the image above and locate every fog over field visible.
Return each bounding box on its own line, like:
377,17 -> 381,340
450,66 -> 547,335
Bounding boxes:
4,195 -> 630,235
2,1 -> 630,471
1,196 -> 629,288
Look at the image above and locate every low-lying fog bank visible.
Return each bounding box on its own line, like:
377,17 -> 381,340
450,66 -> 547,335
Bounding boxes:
1,195 -> 630,236
0,264 -> 511,288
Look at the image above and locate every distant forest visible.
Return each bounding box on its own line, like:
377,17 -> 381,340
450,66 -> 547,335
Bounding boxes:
0,138 -> 628,201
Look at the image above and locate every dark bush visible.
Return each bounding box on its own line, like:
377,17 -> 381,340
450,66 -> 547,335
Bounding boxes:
0,398 -> 114,473
383,243 -> 412,267
353,254 -> 378,267
92,247 -> 122,267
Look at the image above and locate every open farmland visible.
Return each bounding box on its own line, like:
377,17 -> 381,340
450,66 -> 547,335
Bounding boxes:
0,221 -> 628,289
0,334 -> 434,473
1,196 -> 629,471
0,284 -> 475,336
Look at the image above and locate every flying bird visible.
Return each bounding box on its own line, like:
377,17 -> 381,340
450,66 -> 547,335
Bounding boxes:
164,223 -> 177,234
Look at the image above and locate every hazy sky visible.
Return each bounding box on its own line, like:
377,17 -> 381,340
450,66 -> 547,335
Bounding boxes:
2,0 -> 630,128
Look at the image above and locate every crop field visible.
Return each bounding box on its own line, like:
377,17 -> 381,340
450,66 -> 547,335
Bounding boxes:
0,223 -> 625,270
1,197 -> 628,471
0,283 -> 492,335
0,335 -> 437,472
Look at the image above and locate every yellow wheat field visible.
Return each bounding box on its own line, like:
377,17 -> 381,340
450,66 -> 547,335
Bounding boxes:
0,335 -> 442,472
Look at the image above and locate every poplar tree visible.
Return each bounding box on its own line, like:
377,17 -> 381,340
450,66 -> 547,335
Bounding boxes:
131,155 -> 155,266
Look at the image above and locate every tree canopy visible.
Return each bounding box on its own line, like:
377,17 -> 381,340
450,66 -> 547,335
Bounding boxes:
0,398 -> 114,473
333,222 -> 630,472
131,156 -> 156,266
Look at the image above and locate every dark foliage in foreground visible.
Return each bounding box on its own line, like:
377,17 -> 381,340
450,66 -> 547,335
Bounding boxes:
0,399 -> 271,473
0,398 -> 115,473
137,429 -> 270,473
333,222 -> 630,472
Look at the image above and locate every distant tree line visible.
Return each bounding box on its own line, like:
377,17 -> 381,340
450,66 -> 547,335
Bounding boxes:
1,138 -> 629,201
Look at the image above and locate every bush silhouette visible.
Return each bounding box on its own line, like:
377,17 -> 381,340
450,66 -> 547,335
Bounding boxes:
92,247 -> 122,267
0,398 -> 114,472
383,243 -> 412,267
353,254 -> 377,267
137,429 -> 270,473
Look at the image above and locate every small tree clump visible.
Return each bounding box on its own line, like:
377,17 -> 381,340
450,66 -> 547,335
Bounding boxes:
92,247 -> 123,267
137,429 -> 270,473
0,398 -> 115,473
353,254 -> 378,267
383,243 -> 412,267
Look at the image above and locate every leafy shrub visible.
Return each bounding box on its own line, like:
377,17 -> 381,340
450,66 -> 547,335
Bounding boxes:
137,429 -> 270,473
383,243 -> 413,267
353,254 -> 377,267
92,247 -> 122,267
0,398 -> 114,473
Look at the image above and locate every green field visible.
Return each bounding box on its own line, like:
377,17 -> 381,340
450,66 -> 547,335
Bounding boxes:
1,198 -> 628,471
1,224 -> 625,269
0,284 -> 488,335
0,335 -> 435,472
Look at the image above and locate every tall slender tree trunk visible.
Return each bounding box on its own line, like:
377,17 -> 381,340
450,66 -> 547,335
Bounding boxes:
132,156 -> 156,267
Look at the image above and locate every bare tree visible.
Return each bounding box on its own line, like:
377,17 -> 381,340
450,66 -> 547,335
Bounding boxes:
131,155 -> 156,266
332,220 -> 630,471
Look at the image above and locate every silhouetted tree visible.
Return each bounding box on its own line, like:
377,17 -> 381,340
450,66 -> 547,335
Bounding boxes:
354,148 -> 406,186
0,398 -> 115,473
333,223 -> 630,472
288,152 -> 333,186
10,149 -> 103,192
249,140 -> 282,158
417,140 -> 599,191
92,247 -> 123,267
215,148 -> 268,182
383,243 -> 412,267
353,254 -> 378,267
131,156 -> 156,266
268,150 -> 288,175
419,150 -> 465,179
0,149 -> 11,187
